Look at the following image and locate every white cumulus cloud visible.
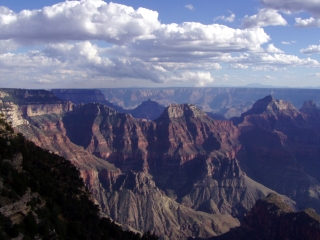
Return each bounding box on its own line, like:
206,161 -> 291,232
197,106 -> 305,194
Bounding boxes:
0,0 -> 319,88
163,71 -> 214,86
261,0 -> 320,27
295,17 -> 320,27
0,0 -> 160,45
300,45 -> 320,54
242,8 -> 287,28
266,44 -> 284,53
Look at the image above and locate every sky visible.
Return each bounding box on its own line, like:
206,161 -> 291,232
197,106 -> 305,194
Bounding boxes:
1,0 -> 320,89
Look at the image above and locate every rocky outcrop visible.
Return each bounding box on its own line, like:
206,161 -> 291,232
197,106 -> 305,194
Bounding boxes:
207,193 -> 320,240
0,89 -> 73,127
100,171 -> 240,239
13,104 -> 241,239
233,96 -> 320,213
128,99 -> 165,120
60,102 -> 278,220
5,88 -> 316,239
14,112 -> 123,214
241,193 -> 320,240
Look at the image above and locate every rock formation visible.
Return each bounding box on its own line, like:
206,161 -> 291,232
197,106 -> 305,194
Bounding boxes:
60,101 -> 279,221
233,95 -> 320,213
5,88 -> 320,239
129,99 -> 165,120
0,89 -> 244,239
0,89 -> 72,127
203,193 -> 320,240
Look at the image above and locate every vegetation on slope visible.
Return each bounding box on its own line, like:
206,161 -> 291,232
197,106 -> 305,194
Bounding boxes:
0,118 -> 158,240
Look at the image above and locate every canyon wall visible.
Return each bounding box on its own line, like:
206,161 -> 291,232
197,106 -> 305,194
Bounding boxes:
4,88 -> 320,239
100,87 -> 320,118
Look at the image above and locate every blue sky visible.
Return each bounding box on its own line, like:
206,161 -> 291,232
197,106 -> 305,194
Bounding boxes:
1,0 -> 320,88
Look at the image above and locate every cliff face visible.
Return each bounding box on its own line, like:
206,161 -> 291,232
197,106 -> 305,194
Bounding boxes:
233,96 -> 320,212
129,99 -> 165,120
6,88 -> 320,239
0,89 -> 73,127
16,109 -> 242,239
241,193 -> 320,240
100,171 -> 240,239
61,102 -> 277,220
2,91 -> 244,239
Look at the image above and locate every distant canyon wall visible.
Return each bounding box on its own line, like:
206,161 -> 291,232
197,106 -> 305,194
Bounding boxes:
100,87 -> 320,117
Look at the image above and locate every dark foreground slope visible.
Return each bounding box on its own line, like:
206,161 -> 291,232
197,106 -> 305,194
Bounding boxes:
0,118 -> 157,240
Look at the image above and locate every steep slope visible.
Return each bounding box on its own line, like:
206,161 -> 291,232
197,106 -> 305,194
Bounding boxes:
2,94 -> 239,239
18,112 -> 240,239
149,104 -> 279,217
233,95 -> 320,212
0,88 -> 301,239
62,102 -> 280,219
0,118 -> 156,240
206,193 -> 320,240
100,171 -> 239,239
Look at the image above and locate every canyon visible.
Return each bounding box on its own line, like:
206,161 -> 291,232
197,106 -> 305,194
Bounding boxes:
99,87 -> 320,118
1,87 -> 320,239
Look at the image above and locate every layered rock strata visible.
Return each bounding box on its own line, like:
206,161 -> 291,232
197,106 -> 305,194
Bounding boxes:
233,95 -> 320,212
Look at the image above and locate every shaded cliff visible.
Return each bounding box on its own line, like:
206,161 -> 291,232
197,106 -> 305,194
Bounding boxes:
233,95 -> 320,213
4,88 -> 315,239
61,102 -> 280,220
202,193 -> 320,240
0,118 -> 156,240
13,102 -> 242,239
129,99 -> 165,120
